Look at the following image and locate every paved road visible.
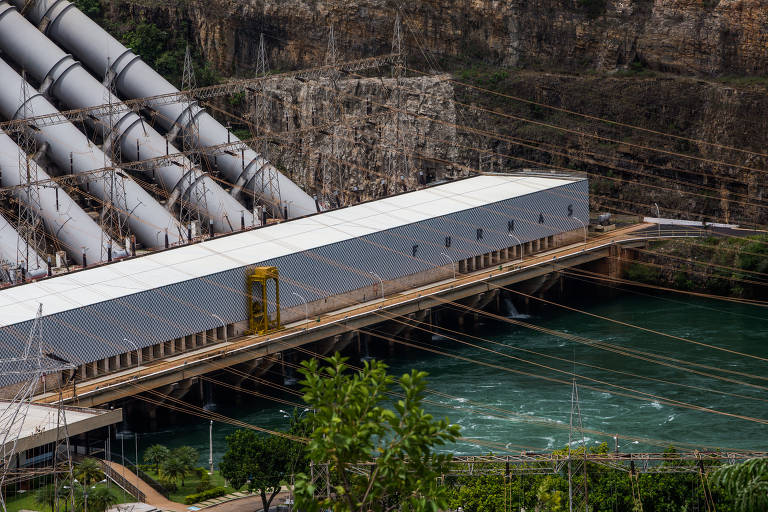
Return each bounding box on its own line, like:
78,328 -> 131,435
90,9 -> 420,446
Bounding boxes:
202,492 -> 290,512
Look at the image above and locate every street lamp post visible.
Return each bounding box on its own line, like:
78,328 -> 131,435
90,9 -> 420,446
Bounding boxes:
210,314 -> 227,343
368,272 -> 384,299
440,252 -> 455,279
209,420 -> 214,475
654,202 -> 661,238
507,234 -> 523,263
572,217 -> 587,250
123,338 -> 140,369
291,292 -> 309,329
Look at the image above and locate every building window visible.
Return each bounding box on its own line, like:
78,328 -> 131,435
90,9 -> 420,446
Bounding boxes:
445,236 -> 451,248
507,220 -> 515,232
538,213 -> 544,223
476,228 -> 483,240
412,244 -> 419,257
567,204 -> 574,217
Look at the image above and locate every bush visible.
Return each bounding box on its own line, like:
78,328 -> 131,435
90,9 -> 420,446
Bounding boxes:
184,487 -> 229,505
195,471 -> 212,493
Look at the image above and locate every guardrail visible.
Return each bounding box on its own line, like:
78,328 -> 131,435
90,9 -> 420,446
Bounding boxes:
100,460 -> 147,503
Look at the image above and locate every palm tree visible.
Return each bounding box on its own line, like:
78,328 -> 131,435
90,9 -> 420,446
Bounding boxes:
172,446 -> 199,473
712,458 -> 768,511
84,485 -> 116,512
34,483 -> 59,512
143,444 -> 170,473
74,458 -> 104,487
161,456 -> 188,487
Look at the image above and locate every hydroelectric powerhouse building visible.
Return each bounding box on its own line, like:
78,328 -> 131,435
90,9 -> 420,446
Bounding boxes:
0,173 -> 588,390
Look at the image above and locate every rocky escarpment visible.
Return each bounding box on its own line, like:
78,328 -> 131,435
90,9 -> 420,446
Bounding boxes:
233,75 -> 459,204
95,0 -> 768,225
103,0 -> 768,77
452,71 -> 768,225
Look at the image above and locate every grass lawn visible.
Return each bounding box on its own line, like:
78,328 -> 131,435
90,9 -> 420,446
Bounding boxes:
5,484 -> 134,512
141,469 -> 235,504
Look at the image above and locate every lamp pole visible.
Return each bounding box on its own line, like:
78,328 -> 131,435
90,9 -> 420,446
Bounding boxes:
210,314 -> 227,343
508,234 -> 523,263
291,292 -> 309,329
123,338 -> 139,369
440,252 -> 455,279
369,272 -> 384,298
654,202 -> 661,238
209,420 -> 214,475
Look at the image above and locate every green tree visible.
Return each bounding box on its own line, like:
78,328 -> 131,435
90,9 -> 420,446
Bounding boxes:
712,458 -> 768,511
172,446 -> 199,473
74,458 -> 104,486
34,483 -> 60,512
219,429 -> 295,512
144,444 -> 170,473
83,485 -> 116,512
293,353 -> 460,512
161,455 -> 189,487
73,0 -> 101,18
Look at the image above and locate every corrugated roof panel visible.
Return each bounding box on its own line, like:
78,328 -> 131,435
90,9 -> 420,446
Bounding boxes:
0,174 -> 584,329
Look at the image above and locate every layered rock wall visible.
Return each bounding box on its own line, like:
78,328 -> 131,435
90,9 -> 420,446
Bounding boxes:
104,0 -> 768,77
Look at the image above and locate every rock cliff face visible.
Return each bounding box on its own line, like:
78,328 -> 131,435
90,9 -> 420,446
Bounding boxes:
99,0 -> 768,224
104,0 -> 768,77
241,75 -> 459,204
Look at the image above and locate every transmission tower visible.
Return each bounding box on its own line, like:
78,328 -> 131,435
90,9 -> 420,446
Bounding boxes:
101,58 -> 129,257
0,305 -> 75,512
251,32 -> 269,136
568,379 -> 589,512
325,24 -> 338,69
15,74 -> 46,277
248,34 -> 282,220
179,44 -> 209,238
391,14 -> 405,78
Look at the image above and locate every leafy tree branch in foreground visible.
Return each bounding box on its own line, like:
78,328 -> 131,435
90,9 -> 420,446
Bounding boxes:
294,352 -> 460,512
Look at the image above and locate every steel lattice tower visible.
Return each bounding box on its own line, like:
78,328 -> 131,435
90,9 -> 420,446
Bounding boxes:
391,14 -> 404,78
101,57 -> 129,258
179,44 -> 209,238
15,74 -> 45,278
568,379 -> 589,512
0,305 -> 75,512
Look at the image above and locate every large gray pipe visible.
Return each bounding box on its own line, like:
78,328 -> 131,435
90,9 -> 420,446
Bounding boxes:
0,58 -> 184,249
0,213 -> 46,279
12,0 -> 319,219
0,2 -> 256,233
0,128 -> 126,265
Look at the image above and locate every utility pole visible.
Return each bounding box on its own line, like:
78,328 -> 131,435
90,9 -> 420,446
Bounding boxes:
209,420 -> 214,475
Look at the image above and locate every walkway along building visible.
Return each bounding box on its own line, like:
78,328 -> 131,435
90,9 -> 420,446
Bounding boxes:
0,173 -> 588,392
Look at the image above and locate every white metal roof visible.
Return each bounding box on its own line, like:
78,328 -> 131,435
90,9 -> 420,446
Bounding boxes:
0,400 -> 122,453
0,173 -> 580,326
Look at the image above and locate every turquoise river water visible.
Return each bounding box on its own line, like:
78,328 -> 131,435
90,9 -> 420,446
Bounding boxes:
124,287 -> 768,465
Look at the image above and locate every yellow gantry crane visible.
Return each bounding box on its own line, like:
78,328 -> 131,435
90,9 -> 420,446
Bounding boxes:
246,266 -> 282,334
